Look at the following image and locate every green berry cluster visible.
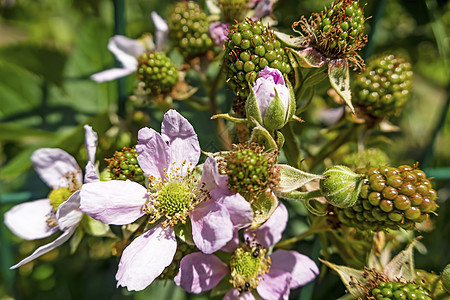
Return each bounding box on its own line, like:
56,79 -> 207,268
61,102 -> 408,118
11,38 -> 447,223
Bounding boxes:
222,144 -> 277,201
106,147 -> 146,186
225,18 -> 291,100
335,165 -> 438,231
219,0 -> 249,22
353,54 -> 413,119
168,1 -> 213,59
370,281 -> 432,300
137,52 -> 178,95
159,240 -> 196,280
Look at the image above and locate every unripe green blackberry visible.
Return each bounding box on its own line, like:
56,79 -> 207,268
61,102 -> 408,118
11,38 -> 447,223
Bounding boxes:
225,18 -> 291,99
137,52 -> 178,95
353,53 -> 413,119
219,0 -> 249,22
443,264 -> 450,294
294,0 -> 368,69
105,147 -> 146,186
158,240 -> 197,280
220,144 -> 279,201
168,1 -> 213,59
370,281 -> 432,300
335,165 -> 438,231
340,148 -> 390,170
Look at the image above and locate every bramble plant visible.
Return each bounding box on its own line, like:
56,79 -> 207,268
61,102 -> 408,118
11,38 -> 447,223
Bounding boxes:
1,0 -> 449,299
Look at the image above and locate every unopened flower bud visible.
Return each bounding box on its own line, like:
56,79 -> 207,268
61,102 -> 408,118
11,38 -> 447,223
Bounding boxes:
246,67 -> 295,132
320,165 -> 364,208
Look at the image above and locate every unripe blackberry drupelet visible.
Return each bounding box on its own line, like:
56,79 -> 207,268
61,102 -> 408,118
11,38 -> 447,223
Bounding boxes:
370,281 -> 432,300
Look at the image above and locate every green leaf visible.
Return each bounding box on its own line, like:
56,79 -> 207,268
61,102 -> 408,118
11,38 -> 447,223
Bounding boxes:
287,47 -> 326,68
274,31 -> 305,48
273,164 -> 323,193
247,190 -> 279,231
383,238 -> 419,281
0,122 -> 55,142
0,148 -> 36,180
328,58 -> 354,113
302,68 -> 328,87
320,259 -> 369,298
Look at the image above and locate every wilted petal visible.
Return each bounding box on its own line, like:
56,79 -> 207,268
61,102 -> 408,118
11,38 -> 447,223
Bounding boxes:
161,110 -> 201,175
108,35 -> 144,69
257,268 -> 291,300
4,199 -> 58,240
56,191 -> 83,231
213,189 -> 253,229
116,224 -> 177,291
90,67 -> 135,82
84,161 -> 99,183
244,202 -> 288,248
201,157 -> 229,192
80,180 -> 147,225
252,0 -> 272,19
224,288 -> 256,300
151,12 -> 168,51
32,148 -> 82,189
84,125 -> 98,164
10,227 -> 76,269
209,22 -> 229,47
270,249 -> 319,288
174,252 -> 228,293
190,196 -> 233,254
136,127 -> 170,179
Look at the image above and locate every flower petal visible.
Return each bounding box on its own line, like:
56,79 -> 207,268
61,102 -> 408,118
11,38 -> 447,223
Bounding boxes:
270,249 -> 319,288
160,110 -> 200,175
221,231 -> 239,253
151,12 -> 168,51
32,148 -> 82,189
116,224 -> 177,291
224,289 -> 256,300
10,227 -> 76,269
4,199 -> 58,240
80,180 -> 147,225
244,202 -> 288,248
84,161 -> 99,184
213,189 -> 253,229
136,127 -> 170,179
56,191 -> 83,231
257,268 -> 291,300
174,252 -> 228,293
190,195 -> 233,254
107,35 -> 144,69
252,0 -> 273,19
201,157 -> 228,192
90,67 -> 135,82
84,124 -> 98,164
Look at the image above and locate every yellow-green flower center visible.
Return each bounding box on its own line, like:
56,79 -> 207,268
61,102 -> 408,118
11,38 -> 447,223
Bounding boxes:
229,244 -> 271,294
158,181 -> 194,216
48,187 -> 73,212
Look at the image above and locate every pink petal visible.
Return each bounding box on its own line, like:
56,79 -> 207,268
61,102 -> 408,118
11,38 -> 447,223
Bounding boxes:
80,180 -> 147,225
151,12 -> 168,51
224,289 -> 256,300
213,189 -> 253,229
83,161 -> 99,183
174,252 -> 228,293
201,157 -> 228,192
4,199 -> 58,240
90,67 -> 135,82
116,224 -> 177,291
136,127 -> 170,179
257,268 -> 291,300
252,0 -> 273,19
108,35 -> 144,69
160,110 -> 200,176
221,231 -> 239,253
32,148 -> 82,189
270,249 -> 319,288
84,125 -> 98,164
244,202 -> 288,249
190,196 -> 233,254
10,227 -> 76,269
56,191 -> 83,231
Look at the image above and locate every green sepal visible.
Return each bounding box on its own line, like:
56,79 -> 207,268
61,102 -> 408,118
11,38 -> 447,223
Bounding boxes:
286,75 -> 296,122
245,84 -> 264,125
211,113 -> 248,124
320,259 -> 369,299
247,190 -> 279,231
248,117 -> 278,151
304,198 -> 328,216
70,228 -> 85,254
173,218 -> 195,246
81,214 -> 112,237
302,68 -> 328,88
288,47 -> 326,68
274,31 -> 305,48
273,164 -> 323,193
287,50 -> 303,91
263,88 -> 287,132
328,58 -> 354,113
275,130 -> 285,149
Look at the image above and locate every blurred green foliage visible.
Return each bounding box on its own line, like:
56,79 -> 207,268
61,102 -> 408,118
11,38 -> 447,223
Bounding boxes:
0,0 -> 449,299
